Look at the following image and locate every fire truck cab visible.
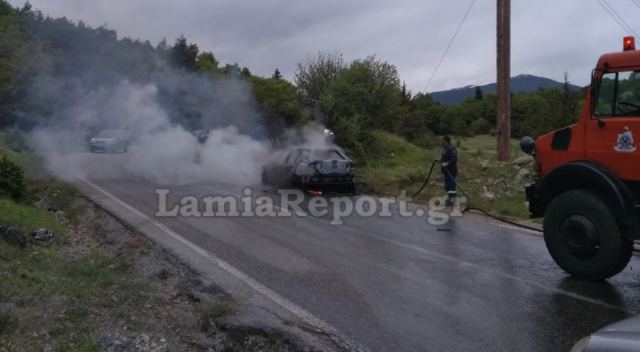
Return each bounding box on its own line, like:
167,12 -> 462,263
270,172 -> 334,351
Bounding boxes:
524,37 -> 640,280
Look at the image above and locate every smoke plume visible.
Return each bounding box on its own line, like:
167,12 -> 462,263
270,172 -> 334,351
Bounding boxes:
16,15 -> 336,187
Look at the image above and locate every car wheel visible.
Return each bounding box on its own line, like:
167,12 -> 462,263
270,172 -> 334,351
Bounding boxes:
543,190 -> 632,280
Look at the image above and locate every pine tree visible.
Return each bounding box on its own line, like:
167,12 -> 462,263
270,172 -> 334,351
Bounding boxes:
401,81 -> 411,105
560,71 -> 578,125
272,68 -> 282,80
474,86 -> 484,100
170,36 -> 199,71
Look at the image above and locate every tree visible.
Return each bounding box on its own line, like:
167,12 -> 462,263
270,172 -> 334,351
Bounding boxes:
170,36 -> 199,71
412,93 -> 443,134
272,68 -> 282,80
401,81 -> 411,105
156,38 -> 169,54
474,86 -> 484,100
222,63 -> 252,78
251,76 -> 309,138
0,156 -> 26,200
0,0 -> 13,16
196,51 -> 219,73
295,52 -> 346,105
19,1 -> 32,14
318,56 -> 405,143
559,71 -> 579,126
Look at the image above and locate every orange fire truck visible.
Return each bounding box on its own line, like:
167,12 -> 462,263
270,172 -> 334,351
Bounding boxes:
523,36 -> 640,280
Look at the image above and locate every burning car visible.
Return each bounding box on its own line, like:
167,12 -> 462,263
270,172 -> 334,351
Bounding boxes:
261,147 -> 356,193
89,129 -> 130,153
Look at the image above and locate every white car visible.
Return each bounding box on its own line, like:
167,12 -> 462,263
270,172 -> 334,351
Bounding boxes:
89,129 -> 129,153
572,315 -> 640,352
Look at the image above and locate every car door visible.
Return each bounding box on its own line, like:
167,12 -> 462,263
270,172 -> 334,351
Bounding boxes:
268,150 -> 294,184
586,70 -> 640,181
281,150 -> 299,179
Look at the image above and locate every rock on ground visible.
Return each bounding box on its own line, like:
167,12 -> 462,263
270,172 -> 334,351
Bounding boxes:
513,155 -> 534,167
30,228 -> 56,245
96,333 -> 168,352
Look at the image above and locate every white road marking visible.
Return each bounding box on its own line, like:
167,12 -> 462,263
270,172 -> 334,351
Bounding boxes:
84,179 -> 627,322
78,177 -> 366,352
489,221 -> 543,236
230,187 -> 626,312
334,223 -> 627,311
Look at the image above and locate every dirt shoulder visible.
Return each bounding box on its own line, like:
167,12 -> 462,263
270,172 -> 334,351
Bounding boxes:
0,183 -> 312,352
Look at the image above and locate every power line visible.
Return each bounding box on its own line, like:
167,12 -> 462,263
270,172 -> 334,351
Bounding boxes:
597,0 -> 639,38
602,0 -> 639,37
632,0 -> 640,10
597,0 -> 633,34
424,0 -> 478,93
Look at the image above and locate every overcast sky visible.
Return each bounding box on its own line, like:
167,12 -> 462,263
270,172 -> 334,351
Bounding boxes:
9,0 -> 640,92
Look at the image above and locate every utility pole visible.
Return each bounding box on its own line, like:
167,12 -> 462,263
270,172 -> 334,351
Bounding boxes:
496,0 -> 511,161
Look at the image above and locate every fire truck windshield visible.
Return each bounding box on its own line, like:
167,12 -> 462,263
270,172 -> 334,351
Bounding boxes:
594,70 -> 640,116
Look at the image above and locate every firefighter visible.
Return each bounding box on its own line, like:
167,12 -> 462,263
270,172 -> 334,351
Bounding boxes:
440,135 -> 458,206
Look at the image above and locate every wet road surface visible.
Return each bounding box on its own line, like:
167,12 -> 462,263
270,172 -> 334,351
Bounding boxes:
73,154 -> 640,352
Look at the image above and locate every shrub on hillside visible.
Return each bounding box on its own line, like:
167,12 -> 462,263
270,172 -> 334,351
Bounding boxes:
0,156 -> 26,200
470,118 -> 491,136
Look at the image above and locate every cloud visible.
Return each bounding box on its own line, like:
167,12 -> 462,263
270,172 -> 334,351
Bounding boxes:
10,0 -> 640,92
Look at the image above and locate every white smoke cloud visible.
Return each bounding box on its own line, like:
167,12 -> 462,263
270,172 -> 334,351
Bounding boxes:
30,79 -> 271,186
125,125 -> 268,185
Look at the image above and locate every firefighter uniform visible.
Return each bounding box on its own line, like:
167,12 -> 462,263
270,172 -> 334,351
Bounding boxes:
441,143 -> 458,205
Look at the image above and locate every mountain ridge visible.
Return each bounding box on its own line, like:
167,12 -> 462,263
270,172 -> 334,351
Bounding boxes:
430,74 -> 583,105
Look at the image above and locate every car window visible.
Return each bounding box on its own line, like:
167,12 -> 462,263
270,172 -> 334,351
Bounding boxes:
284,151 -> 297,164
97,129 -> 125,138
296,149 -> 345,161
315,149 -> 344,160
594,71 -> 640,116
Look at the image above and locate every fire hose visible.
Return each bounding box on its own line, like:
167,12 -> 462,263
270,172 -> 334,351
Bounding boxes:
413,160 -> 543,233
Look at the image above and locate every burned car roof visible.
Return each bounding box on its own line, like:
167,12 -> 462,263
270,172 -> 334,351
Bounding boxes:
288,147 -> 349,160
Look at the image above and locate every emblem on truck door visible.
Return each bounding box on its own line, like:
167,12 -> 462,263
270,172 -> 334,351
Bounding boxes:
614,126 -> 637,152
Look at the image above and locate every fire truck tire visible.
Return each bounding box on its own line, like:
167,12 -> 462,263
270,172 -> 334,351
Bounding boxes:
543,189 -> 632,280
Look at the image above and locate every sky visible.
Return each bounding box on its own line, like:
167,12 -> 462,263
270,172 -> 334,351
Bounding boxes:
9,0 -> 640,93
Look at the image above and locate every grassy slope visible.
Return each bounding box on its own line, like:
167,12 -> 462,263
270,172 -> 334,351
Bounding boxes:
0,131 -> 63,234
357,132 -> 531,219
0,131 -> 298,351
0,130 -> 42,177
0,131 -> 67,235
0,198 -> 63,235
0,131 -> 115,350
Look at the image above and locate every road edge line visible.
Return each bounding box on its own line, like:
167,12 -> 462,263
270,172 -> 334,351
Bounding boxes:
77,177 -> 366,352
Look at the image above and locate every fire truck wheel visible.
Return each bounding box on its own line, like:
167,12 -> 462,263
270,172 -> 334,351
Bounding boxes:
543,189 -> 632,281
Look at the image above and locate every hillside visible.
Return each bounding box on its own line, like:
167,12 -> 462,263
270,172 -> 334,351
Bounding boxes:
430,74 -> 583,105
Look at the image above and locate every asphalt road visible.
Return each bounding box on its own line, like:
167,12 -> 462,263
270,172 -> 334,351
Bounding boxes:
73,153 -> 640,352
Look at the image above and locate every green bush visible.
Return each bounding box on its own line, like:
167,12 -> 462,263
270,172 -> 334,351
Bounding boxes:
0,156 -> 26,200
470,118 -> 491,136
